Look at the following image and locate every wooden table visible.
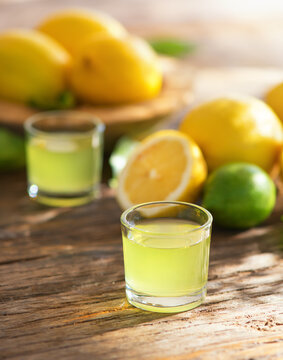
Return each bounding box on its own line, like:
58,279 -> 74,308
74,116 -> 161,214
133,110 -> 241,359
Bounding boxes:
1,2 -> 283,358
0,171 -> 282,359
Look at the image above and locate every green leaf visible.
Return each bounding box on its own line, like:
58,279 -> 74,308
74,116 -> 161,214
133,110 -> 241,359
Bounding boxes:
28,91 -> 76,110
148,38 -> 196,57
0,127 -> 25,172
57,91 -> 76,109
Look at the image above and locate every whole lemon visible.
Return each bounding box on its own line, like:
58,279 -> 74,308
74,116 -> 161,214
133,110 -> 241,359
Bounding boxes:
265,82 -> 283,123
179,97 -> 283,173
37,9 -> 126,56
0,29 -> 70,105
69,34 -> 162,104
202,162 -> 276,229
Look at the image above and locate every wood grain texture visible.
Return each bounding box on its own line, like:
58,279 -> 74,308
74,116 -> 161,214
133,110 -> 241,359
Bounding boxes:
0,172 -> 282,360
0,2 -> 283,358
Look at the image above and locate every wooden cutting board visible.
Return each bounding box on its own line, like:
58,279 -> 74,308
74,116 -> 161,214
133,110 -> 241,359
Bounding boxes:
0,57 -> 194,145
2,61 -> 283,150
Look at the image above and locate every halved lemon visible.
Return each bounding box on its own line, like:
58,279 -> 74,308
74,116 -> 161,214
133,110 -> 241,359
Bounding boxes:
117,129 -> 207,211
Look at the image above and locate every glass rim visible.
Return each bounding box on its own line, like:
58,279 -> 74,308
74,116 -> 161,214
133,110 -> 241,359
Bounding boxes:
24,110 -> 105,138
120,201 -> 213,235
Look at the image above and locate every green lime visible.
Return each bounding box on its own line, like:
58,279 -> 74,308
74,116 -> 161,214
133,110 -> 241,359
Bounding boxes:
0,127 -> 25,172
202,162 -> 276,229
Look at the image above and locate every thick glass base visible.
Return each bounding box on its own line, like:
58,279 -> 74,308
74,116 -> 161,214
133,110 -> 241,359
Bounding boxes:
126,285 -> 207,313
28,184 -> 99,207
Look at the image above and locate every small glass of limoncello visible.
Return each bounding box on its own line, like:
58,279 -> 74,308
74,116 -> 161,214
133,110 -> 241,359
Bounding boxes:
121,201 -> 213,313
25,111 -> 105,207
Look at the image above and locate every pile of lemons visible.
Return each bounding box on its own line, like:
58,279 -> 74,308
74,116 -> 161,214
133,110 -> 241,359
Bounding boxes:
0,9 -> 162,107
117,96 -> 283,229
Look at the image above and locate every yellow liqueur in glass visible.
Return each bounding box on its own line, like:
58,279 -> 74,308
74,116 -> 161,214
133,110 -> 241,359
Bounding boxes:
27,137 -> 100,194
25,111 -> 104,207
121,202 -> 212,313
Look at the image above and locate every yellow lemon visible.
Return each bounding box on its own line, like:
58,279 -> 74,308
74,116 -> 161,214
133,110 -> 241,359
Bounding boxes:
37,9 -> 127,56
116,129 -> 207,211
179,97 -> 283,173
265,82 -> 283,123
0,29 -> 70,105
69,34 -> 162,104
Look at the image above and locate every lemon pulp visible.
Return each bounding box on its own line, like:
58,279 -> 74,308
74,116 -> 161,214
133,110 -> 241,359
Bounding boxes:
117,130 -> 207,212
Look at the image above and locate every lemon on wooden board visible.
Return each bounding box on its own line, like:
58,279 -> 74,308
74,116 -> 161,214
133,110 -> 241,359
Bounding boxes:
0,29 -> 70,106
265,82 -> 283,123
37,9 -> 127,56
116,129 -> 207,212
202,162 -> 276,229
179,97 -> 283,174
69,34 -> 162,104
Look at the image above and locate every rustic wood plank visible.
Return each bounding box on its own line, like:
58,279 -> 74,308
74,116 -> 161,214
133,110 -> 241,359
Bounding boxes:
1,2 -> 283,358
0,173 -> 282,360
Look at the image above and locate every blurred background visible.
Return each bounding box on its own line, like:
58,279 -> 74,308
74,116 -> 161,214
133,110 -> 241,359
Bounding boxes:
1,0 -> 283,175
0,0 -> 283,222
1,0 -> 283,67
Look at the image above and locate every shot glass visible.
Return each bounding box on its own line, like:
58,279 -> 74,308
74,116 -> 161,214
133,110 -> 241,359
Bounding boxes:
25,111 -> 105,207
121,201 -> 213,313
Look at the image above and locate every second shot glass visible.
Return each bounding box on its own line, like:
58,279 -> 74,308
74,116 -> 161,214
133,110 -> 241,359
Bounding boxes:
25,111 -> 105,207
